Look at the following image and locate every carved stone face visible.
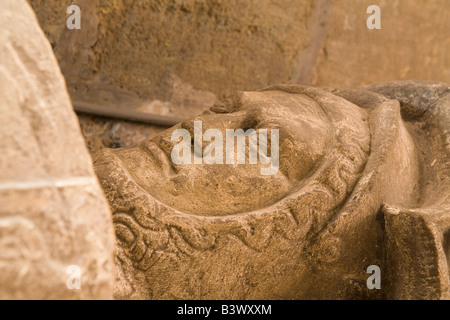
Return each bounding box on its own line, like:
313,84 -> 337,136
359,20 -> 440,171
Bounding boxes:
106,90 -> 354,216
94,82 -> 450,300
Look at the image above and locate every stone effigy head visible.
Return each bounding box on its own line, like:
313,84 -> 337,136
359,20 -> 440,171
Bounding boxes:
94,81 -> 450,299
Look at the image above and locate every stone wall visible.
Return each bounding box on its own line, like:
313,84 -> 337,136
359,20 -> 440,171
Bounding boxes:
28,0 -> 314,117
27,0 -> 450,152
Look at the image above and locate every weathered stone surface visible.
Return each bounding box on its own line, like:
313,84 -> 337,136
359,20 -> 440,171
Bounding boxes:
365,81 -> 450,299
94,81 -> 450,299
313,0 -> 450,86
78,114 -> 167,155
26,0 -> 450,157
27,0 -> 450,116
20,0 -> 450,299
0,0 -> 115,299
28,0 -> 313,118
